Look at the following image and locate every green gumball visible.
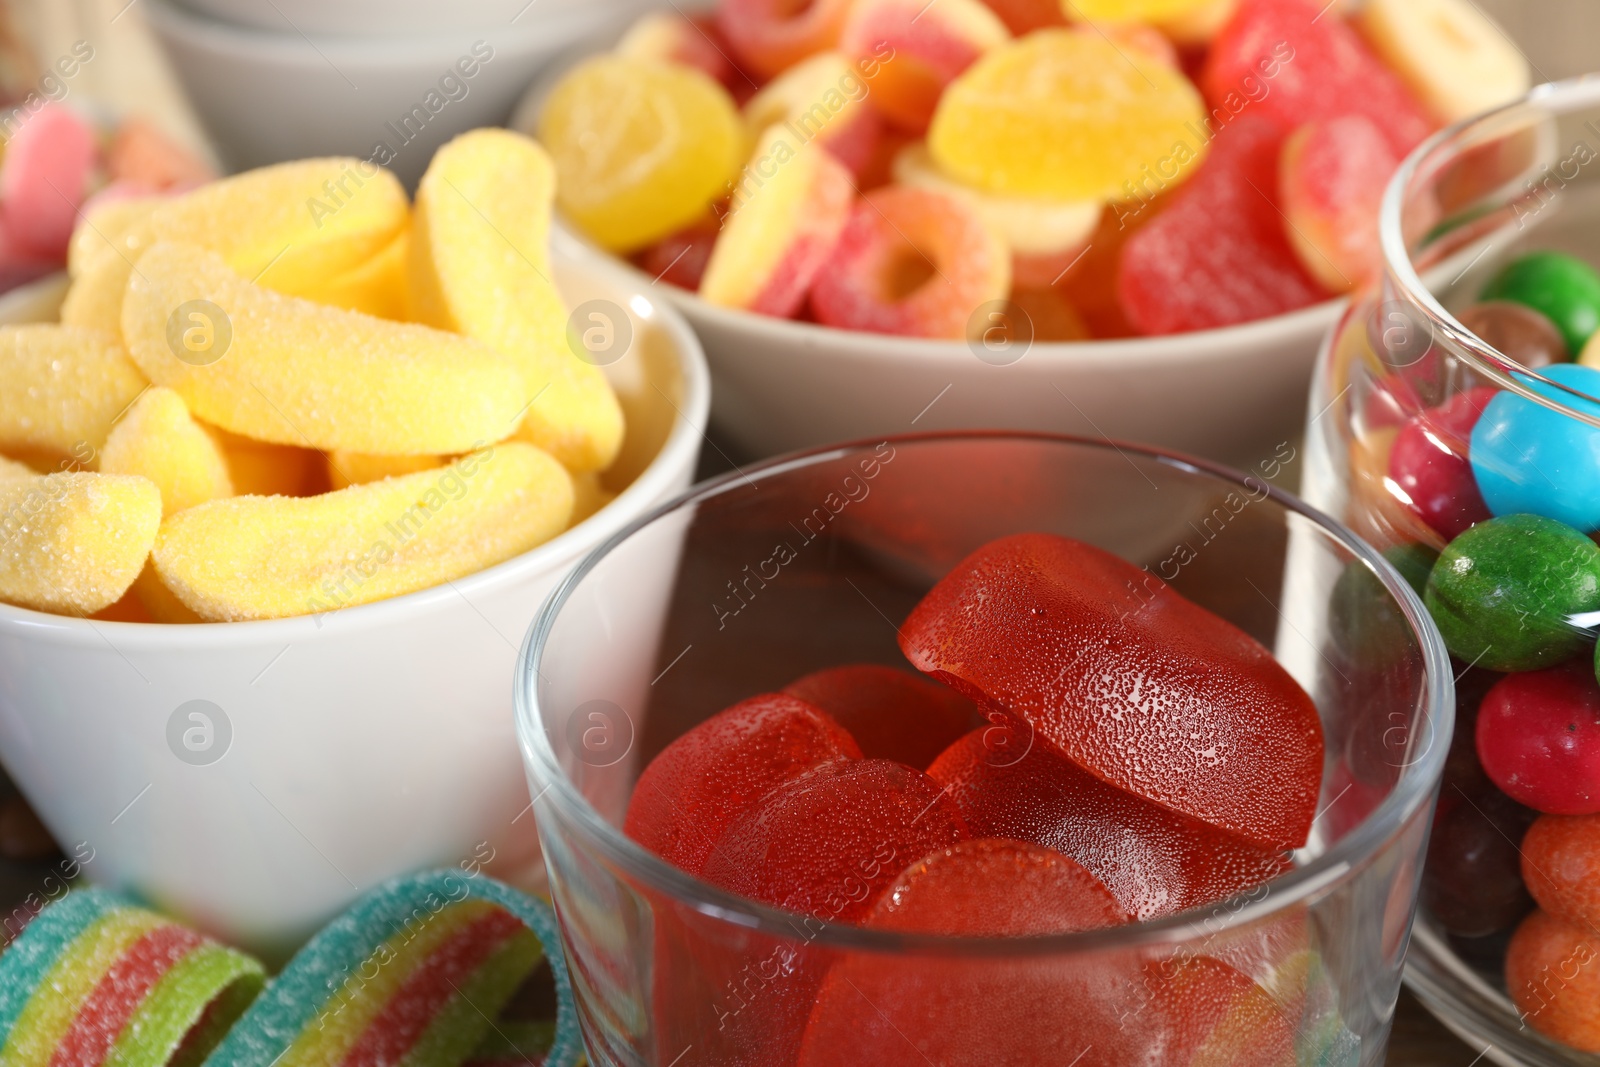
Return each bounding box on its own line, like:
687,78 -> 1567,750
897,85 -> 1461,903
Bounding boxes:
1425,513 -> 1600,672
1481,252 -> 1600,356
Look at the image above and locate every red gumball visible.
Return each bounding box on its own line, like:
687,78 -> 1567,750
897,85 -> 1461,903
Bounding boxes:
1478,665 -> 1600,815
1387,387 -> 1496,540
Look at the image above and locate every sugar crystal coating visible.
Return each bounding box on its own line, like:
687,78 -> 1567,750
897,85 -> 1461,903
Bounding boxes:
122,241 -> 528,455
99,387 -> 234,517
0,324 -> 147,459
152,443 -> 572,621
0,471 -> 160,615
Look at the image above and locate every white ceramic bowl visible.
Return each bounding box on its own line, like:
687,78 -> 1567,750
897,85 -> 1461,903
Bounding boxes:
172,0 -> 554,36
0,253 -> 709,959
513,74 -> 1345,471
145,0 -> 652,186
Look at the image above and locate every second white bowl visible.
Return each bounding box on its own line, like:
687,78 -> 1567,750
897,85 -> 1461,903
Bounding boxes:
0,252 -> 709,959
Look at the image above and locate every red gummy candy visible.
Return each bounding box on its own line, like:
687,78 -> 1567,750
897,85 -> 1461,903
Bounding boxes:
796,839 -> 1143,1067
1478,664 -> 1600,816
1151,954 -> 1299,1067
783,663 -> 982,770
635,220 -> 719,291
928,729 -> 1292,919
700,758 -> 967,923
1202,0 -> 1435,157
900,533 -> 1325,849
1387,387 -> 1496,540
1117,116 -> 1327,336
624,693 -> 861,875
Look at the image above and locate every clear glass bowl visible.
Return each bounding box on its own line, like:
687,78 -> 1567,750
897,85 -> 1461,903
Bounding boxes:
516,433 -> 1452,1066
1302,78 -> 1600,1066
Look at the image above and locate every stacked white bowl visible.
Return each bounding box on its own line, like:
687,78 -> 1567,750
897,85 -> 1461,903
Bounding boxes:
146,0 -> 656,185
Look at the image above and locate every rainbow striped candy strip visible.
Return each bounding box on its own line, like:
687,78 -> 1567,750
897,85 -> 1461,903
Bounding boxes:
0,871 -> 581,1067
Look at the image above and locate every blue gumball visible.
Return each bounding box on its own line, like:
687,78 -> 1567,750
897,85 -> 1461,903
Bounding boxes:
1470,362 -> 1600,532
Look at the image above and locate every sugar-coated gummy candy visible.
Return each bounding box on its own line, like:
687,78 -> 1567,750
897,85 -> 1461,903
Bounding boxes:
133,562 -> 202,623
1483,253 -> 1600,357
0,456 -> 36,482
808,185 -> 1010,339
783,664 -> 981,769
635,220 -> 717,291
1459,301 -> 1570,369
569,471 -> 616,526
1507,909 -> 1600,1052
0,105 -> 96,259
700,125 -> 854,319
1522,814 -> 1600,928
301,230 -> 409,320
616,11 -> 739,90
59,253 -> 132,335
67,194 -> 159,279
700,758 -> 968,922
1357,0 -> 1531,124
0,325 -> 147,461
152,443 -> 572,621
839,0 -> 1008,134
928,729 -> 1292,919
928,30 -> 1208,200
1118,115 -> 1327,335
742,52 -> 884,178
538,56 -> 744,253
99,387 -> 234,517
212,428 -> 323,498
624,692 -> 861,875
1202,0 -> 1436,158
900,532 -> 1325,849
1477,665 -> 1600,816
0,471 -> 161,615
326,450 -> 443,490
797,839 -> 1142,1067
1425,514 -> 1600,673
105,116 -> 215,192
1387,387 -> 1495,541
716,0 -> 853,79
122,241 -> 528,456
891,143 -> 1100,260
409,128 -> 624,473
1279,116 -> 1399,293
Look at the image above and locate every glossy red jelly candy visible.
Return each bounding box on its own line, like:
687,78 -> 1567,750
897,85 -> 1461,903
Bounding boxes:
1151,954 -> 1298,1067
624,693 -> 861,875
796,839 -> 1144,1066
1387,387 -> 1496,541
1117,116 -> 1327,335
1478,664 -> 1600,815
700,758 -> 967,923
1202,0 -> 1435,157
783,663 -> 982,769
901,532 -> 1325,849
928,729 -> 1292,919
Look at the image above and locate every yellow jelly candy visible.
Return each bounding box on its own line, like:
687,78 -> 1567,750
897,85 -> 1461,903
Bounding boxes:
0,472 -> 161,615
66,158 -> 410,334
303,231 -> 409,320
928,29 -> 1208,200
132,563 -> 202,623
0,325 -> 147,460
100,387 -> 233,517
153,442 -> 573,621
326,450 -> 443,490
121,241 -> 528,455
59,256 -> 129,334
68,195 -> 159,279
1067,0 -> 1214,21
0,456 -> 38,482
570,471 -> 616,526
212,428 -> 323,497
410,128 -> 624,474
538,56 -> 744,253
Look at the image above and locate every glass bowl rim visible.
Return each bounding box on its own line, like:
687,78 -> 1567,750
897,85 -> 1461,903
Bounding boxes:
514,430 -> 1455,959
1380,75 -> 1600,427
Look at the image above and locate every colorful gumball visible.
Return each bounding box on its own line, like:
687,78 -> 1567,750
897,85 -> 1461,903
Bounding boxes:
1483,252 -> 1600,356
1387,387 -> 1496,541
1477,665 -> 1600,816
1470,363 -> 1600,532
